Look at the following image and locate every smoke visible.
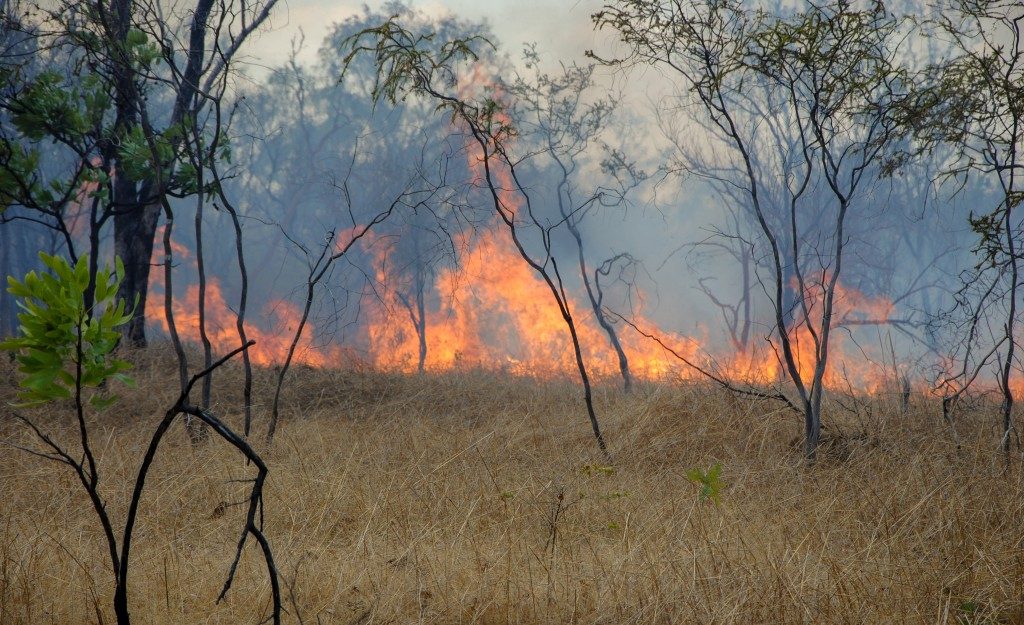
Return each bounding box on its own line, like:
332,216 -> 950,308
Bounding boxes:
0,0 -> 997,395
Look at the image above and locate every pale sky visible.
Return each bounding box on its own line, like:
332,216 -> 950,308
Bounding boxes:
247,0 -> 612,71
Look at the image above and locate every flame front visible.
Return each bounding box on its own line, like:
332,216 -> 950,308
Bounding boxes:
138,65 -> 907,394
145,229 -> 344,367
360,84 -> 901,391
362,214 -> 903,391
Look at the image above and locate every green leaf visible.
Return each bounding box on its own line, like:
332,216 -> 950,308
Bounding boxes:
686,463 -> 724,506
2,252 -> 135,407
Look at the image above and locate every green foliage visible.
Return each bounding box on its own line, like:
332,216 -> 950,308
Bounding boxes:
0,141 -> 40,209
339,15 -> 512,144
1,66 -> 113,211
124,28 -> 161,68
957,599 -> 1003,625
118,124 -> 173,181
0,253 -> 135,408
685,462 -> 724,505
580,464 -> 615,477
11,71 -> 90,140
341,17 -> 491,107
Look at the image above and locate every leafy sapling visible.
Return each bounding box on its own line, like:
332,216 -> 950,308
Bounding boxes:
1,253 -> 282,624
2,253 -> 135,408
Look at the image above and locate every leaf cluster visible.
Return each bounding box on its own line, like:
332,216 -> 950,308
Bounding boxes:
685,462 -> 724,505
341,16 -> 491,108
0,253 -> 135,407
339,15 -> 515,144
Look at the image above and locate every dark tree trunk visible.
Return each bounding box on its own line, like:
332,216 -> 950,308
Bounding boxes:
415,273 -> 427,373
115,201 -> 162,346
110,0 -> 216,348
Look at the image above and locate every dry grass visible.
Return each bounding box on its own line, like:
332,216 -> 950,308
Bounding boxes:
2,350 -> 1023,624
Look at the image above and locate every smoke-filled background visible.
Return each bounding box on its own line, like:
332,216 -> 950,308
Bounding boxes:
0,0 -> 1005,393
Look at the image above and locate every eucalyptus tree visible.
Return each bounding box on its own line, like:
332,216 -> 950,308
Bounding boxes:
593,0 -> 913,459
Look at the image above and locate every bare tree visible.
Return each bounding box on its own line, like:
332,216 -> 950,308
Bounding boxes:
265,178 -> 444,441
509,49 -> 646,392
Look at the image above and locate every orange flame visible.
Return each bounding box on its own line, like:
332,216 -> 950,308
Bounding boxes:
141,66 -> 908,395
146,228 -> 342,367
362,214 -> 904,392
358,64 -> 905,393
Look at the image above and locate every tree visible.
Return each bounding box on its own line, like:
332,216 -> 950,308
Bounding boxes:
0,0 -> 278,346
913,0 -> 1024,455
509,48 -> 646,392
593,0 -> 912,459
220,3 -> 486,373
342,19 -> 622,457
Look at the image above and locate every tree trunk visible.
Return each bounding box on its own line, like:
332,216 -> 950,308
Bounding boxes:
415,272 -> 427,374
115,201 -> 162,346
111,0 -> 216,348
805,387 -> 822,461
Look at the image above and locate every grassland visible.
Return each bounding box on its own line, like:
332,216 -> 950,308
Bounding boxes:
1,350 -> 1023,624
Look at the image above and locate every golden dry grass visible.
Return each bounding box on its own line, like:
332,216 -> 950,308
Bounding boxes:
2,350 -> 1023,624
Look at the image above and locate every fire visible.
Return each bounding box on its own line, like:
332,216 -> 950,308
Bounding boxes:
362,215 -> 903,392
145,228 -> 342,367
142,212 -> 908,392
358,65 -> 905,392
364,225 -> 704,377
139,65 -> 907,395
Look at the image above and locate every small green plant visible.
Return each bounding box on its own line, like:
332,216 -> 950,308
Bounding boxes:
1,252 -> 134,407
957,600 -> 1001,625
686,463 -> 724,505
581,464 -> 615,477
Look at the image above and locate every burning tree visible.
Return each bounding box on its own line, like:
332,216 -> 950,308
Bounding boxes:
593,0 -> 914,459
